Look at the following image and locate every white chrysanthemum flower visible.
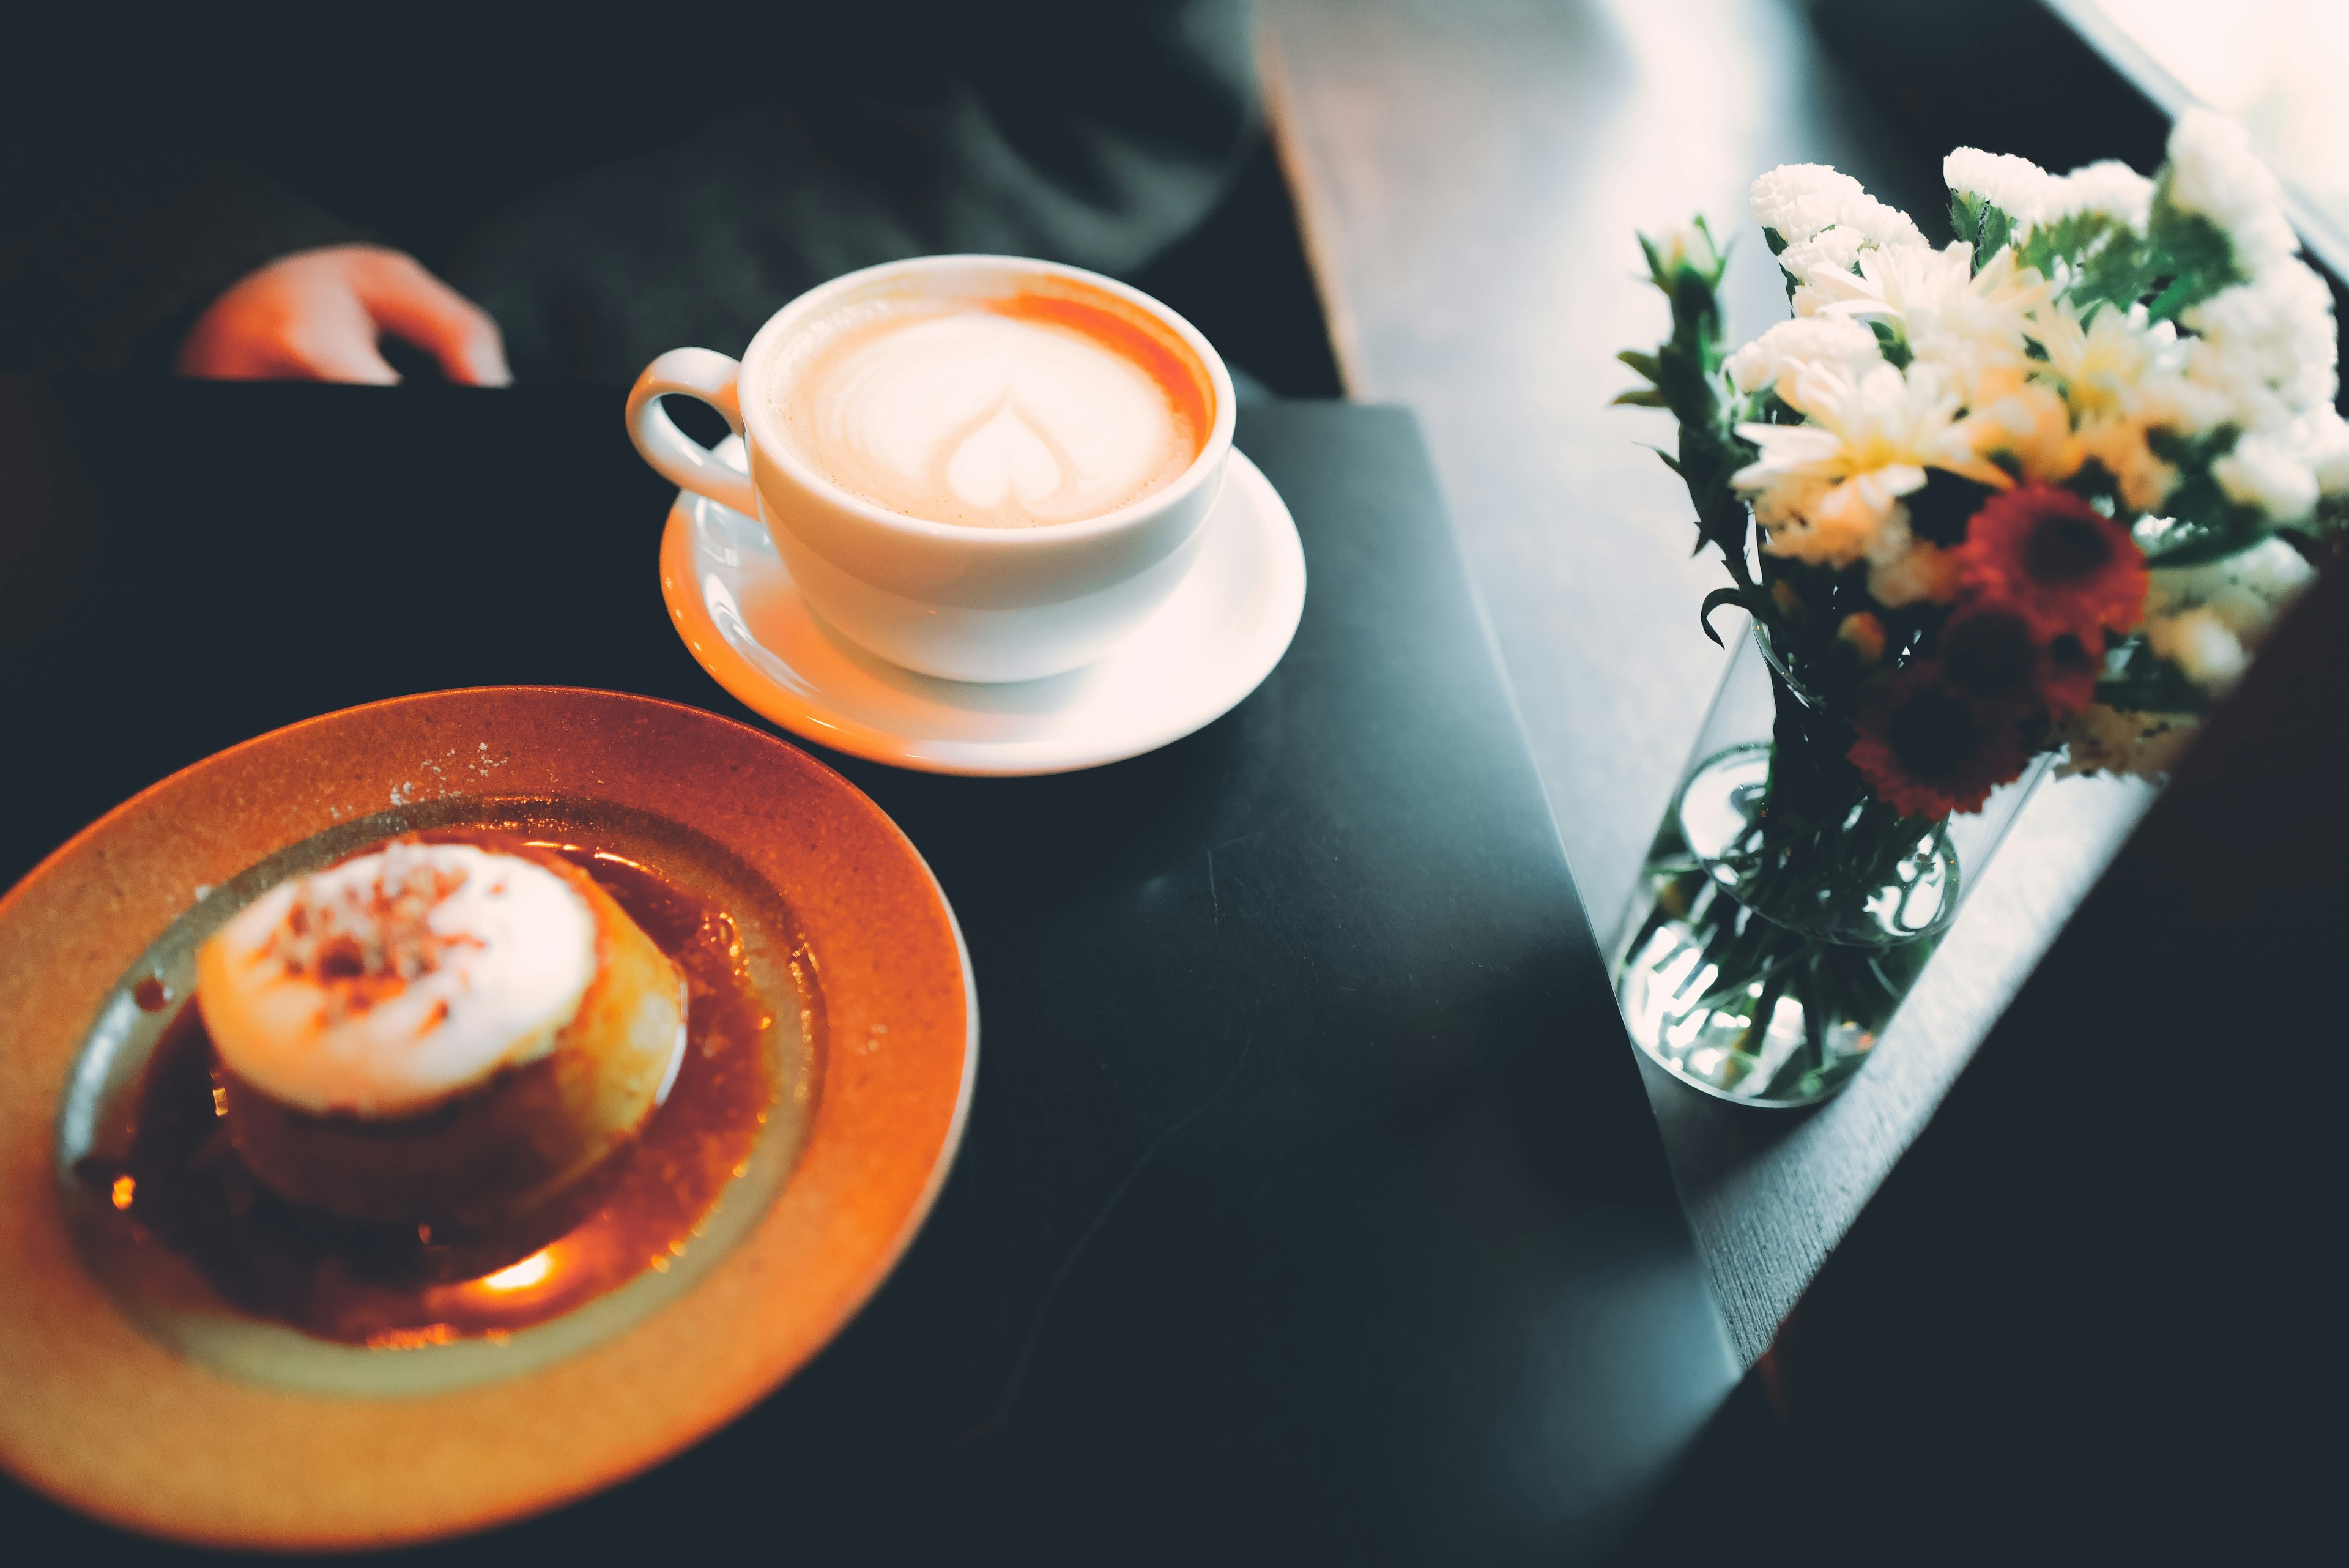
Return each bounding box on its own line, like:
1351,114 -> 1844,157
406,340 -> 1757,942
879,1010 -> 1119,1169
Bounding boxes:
1751,164 -> 1927,251
1945,147 -> 2059,223
2181,258 -> 2340,431
1752,165 -> 1867,245
2211,431 -> 2319,522
2057,705 -> 2194,780
1868,540 -> 1965,608
1731,362 -> 2002,567
1755,168 -> 1928,316
2076,418 -> 2178,514
2149,535 -> 2315,645
1836,611 -> 1888,661
2164,108 -> 2299,275
2025,297 -> 2189,513
1787,276 -> 1841,322
2145,604 -> 2248,689
2286,404 -> 2349,497
2043,160 -> 2155,231
1775,228 -> 1869,299
1807,242 -> 2057,370
2140,533 -> 2314,696
1652,220 -> 1723,278
2032,299 -> 2184,423
1838,191 -> 1928,251
1948,150 -> 2154,237
1962,375 -> 2082,485
1725,314 -> 1883,399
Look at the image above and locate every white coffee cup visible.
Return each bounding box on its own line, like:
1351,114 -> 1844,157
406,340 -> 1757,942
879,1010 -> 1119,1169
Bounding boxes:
626,255 -> 1236,683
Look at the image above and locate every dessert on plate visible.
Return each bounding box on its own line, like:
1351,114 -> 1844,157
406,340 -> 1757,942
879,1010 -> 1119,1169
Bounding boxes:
195,836 -> 688,1228
79,814 -> 785,1349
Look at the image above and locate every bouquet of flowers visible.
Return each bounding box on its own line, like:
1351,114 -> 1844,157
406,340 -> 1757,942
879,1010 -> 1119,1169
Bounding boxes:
1612,110 -> 2342,1104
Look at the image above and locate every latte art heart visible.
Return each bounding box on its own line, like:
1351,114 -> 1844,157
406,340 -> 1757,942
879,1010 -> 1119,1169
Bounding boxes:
773,291 -> 1208,528
943,403 -> 1071,512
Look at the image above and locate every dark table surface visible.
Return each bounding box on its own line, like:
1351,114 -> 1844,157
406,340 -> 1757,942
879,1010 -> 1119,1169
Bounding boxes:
0,381 -> 1737,1563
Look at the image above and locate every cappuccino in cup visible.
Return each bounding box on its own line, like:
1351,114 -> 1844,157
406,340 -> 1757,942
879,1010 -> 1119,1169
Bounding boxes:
766,281 -> 1215,529
626,256 -> 1236,682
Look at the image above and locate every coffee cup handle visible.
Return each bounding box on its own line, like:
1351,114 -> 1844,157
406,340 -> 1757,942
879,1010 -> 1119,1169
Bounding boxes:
625,349 -> 759,518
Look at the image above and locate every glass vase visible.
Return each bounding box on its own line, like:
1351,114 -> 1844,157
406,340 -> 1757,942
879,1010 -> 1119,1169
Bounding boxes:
1613,625 -> 2046,1107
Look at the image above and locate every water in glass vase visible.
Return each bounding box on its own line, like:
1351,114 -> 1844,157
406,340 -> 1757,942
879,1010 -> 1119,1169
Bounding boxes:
1611,626 -> 2042,1108
1615,742 -> 1956,1106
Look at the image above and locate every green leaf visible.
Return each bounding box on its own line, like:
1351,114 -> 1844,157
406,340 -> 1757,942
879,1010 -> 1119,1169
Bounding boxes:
2021,210 -> 2121,272
1975,203 -> 2016,270
1761,225 -> 1797,303
2018,210 -> 2158,317
1616,348 -> 1663,382
2138,424 -> 2269,563
1614,236 -> 1768,588
1868,319 -> 1913,370
1689,214 -> 1731,289
1699,586 -> 1748,647
1636,231 -> 1666,291
1611,387 -> 1669,407
1948,193 -> 2021,270
1671,271 -> 1723,351
1950,191 -> 1987,253
2142,187 -> 2243,322
2068,458 -> 2124,510
2095,640 -> 2211,713
2146,423 -> 2238,473
2139,516 -> 2269,568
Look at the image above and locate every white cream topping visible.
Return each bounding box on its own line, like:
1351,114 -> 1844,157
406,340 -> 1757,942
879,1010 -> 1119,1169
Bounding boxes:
196,843 -> 596,1118
776,305 -> 1194,527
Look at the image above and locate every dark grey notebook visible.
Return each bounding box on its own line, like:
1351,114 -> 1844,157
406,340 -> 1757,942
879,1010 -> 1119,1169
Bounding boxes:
0,385 -> 1739,1563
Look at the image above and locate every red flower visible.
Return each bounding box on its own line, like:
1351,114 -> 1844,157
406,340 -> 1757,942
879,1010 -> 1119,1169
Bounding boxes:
1956,484 -> 2148,639
1936,596 -> 2099,716
1848,665 -> 2033,819
2038,631 -> 2099,715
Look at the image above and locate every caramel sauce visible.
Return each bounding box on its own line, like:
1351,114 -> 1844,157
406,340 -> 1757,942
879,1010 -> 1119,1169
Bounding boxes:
132,977 -> 170,1013
77,833 -> 779,1347
985,286 -> 1214,451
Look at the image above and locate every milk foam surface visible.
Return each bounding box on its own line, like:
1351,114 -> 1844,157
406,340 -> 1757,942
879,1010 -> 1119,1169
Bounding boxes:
774,300 -> 1200,527
196,843 -> 596,1118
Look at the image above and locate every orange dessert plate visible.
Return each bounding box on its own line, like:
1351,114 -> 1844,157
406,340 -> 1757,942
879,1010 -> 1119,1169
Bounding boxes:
0,688 -> 976,1550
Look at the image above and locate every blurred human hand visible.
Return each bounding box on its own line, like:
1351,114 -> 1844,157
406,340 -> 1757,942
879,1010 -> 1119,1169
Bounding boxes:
176,245 -> 511,385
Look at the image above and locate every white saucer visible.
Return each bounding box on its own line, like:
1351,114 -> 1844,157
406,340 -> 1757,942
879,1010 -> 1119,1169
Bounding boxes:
659,437 -> 1306,776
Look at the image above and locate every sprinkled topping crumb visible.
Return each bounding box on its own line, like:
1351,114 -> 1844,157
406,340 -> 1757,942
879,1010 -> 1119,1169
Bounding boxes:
267,845 -> 482,1017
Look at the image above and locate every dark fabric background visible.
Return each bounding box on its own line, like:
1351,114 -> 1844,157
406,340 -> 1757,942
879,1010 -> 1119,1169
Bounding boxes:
0,3 -> 1341,390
